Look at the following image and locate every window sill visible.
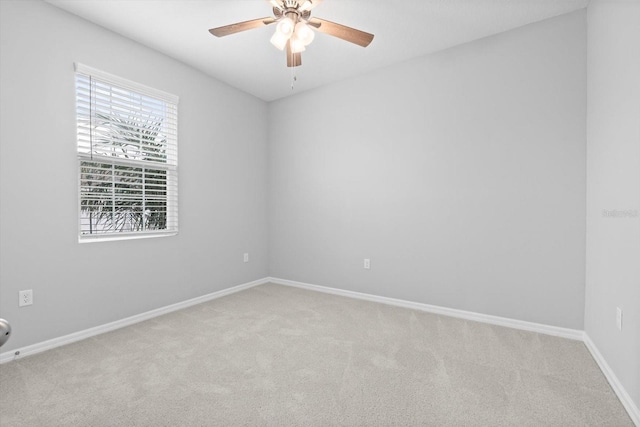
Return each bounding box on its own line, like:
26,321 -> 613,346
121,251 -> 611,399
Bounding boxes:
78,232 -> 178,244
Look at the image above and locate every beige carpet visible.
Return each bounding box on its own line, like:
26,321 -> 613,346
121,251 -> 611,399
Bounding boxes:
0,283 -> 632,426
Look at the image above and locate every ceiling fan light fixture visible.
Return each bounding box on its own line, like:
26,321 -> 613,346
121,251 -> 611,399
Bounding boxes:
210,0 -> 373,68
270,31 -> 290,50
275,17 -> 295,37
294,21 -> 314,45
290,36 -> 306,53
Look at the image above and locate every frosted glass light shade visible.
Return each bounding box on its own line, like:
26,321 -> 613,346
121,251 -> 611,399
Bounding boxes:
299,0 -> 322,11
298,1 -> 312,11
290,36 -> 306,53
270,31 -> 289,50
294,22 -> 315,46
276,17 -> 295,37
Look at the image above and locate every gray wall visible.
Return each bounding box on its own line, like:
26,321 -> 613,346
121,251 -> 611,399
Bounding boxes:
269,11 -> 587,329
585,0 -> 640,410
0,0 -> 269,352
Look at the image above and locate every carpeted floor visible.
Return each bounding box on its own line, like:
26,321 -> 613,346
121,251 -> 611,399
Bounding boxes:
0,283 -> 633,426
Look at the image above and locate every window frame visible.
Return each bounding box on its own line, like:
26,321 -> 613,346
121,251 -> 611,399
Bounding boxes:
75,63 -> 179,243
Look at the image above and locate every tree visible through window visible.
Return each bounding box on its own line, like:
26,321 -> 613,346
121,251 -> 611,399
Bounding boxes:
75,64 -> 178,240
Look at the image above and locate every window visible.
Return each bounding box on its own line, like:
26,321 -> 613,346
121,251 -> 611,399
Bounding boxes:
75,64 -> 178,241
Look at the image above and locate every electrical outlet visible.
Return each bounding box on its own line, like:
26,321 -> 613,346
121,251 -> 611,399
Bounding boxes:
364,259 -> 370,269
616,307 -> 623,330
244,253 -> 249,263
19,290 -> 33,307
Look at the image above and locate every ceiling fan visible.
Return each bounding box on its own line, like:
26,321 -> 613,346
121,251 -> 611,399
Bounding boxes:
209,0 -> 374,68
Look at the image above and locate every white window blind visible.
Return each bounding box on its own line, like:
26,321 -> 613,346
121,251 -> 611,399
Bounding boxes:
75,64 -> 178,241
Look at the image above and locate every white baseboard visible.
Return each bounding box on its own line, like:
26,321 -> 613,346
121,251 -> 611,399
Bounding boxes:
584,334 -> 640,426
269,277 -> 584,340
0,277 -> 270,364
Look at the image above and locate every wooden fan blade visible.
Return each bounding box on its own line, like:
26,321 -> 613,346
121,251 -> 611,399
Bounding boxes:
286,40 -> 302,67
308,17 -> 374,47
209,17 -> 276,37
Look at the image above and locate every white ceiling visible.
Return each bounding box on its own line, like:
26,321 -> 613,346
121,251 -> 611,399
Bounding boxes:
45,0 -> 589,101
